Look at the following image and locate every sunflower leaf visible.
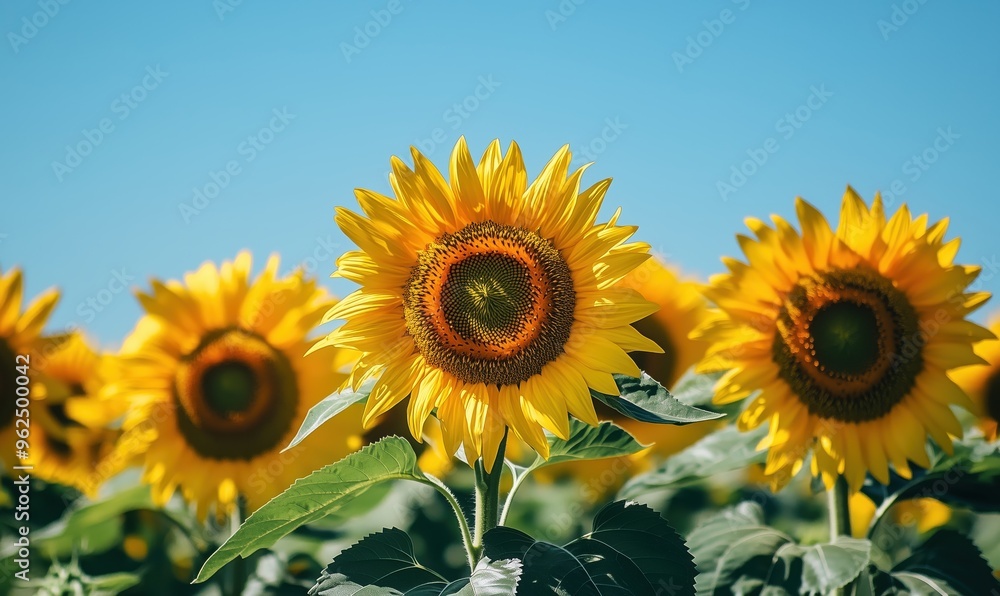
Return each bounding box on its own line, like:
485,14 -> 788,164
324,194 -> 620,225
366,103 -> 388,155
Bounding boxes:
312,528 -> 446,594
195,436 -> 426,583
532,419 -> 645,469
284,378 -> 376,453
483,500 -> 696,595
617,425 -> 767,498
888,530 -> 1000,594
591,372 -> 724,425
668,368 -> 723,407
437,558 -> 522,595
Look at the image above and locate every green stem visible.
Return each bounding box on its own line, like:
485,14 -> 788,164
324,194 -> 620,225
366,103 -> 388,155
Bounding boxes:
498,463 -> 529,527
423,474 -> 477,573
827,475 -> 851,596
229,500 -> 248,596
472,428 -> 509,560
827,475 -> 851,541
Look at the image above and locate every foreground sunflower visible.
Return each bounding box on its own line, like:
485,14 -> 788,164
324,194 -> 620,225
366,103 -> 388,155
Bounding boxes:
0,267 -> 59,472
951,313 -> 1000,441
29,333 -> 120,496
108,252 -> 365,520
695,188 -> 993,491
313,138 -> 658,471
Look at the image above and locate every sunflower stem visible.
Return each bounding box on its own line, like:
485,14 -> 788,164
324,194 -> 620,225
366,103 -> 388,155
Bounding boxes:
229,500 -> 248,596
826,475 -> 851,596
472,428 -> 509,561
423,473 -> 477,573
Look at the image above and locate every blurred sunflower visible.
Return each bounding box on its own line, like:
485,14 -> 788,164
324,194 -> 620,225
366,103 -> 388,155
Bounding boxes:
313,138 -> 658,471
0,267 -> 59,471
951,314 -> 1000,440
695,188 -> 992,491
107,252 -> 364,520
537,258 -> 720,498
29,333 -> 120,497
848,492 -> 950,538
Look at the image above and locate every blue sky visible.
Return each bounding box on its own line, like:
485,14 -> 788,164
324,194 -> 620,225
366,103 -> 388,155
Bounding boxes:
3,1 -> 999,347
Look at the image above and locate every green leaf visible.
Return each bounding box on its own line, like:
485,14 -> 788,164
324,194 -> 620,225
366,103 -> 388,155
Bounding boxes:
85,572 -> 143,593
310,571 -> 402,595
890,530 -> 1000,594
534,419 -> 645,468
563,500 -> 697,595
687,502 -> 793,595
591,373 -> 724,425
323,528 -> 446,590
285,378 -> 375,452
483,527 -> 599,594
484,500 -> 696,595
772,539 -> 872,594
618,425 -> 767,498
668,369 -> 723,407
196,436 -> 426,583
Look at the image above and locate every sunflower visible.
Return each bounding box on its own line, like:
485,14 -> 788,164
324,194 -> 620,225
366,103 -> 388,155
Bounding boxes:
0,267 -> 59,472
951,313 -> 1000,441
849,492 -> 950,538
313,138 -> 658,472
107,252 -> 365,520
694,187 -> 993,492
28,333 -> 120,496
536,258 -> 720,497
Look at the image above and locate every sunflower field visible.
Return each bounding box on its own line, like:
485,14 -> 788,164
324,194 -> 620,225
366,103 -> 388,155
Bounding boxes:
3,137 -> 999,595
4,3 -> 1000,596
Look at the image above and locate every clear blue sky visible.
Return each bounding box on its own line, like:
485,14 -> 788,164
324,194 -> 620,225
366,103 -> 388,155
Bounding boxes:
3,1 -> 999,348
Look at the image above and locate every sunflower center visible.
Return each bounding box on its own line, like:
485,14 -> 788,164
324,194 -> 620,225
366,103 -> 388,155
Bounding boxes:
202,362 -> 257,416
173,328 -> 298,460
810,302 -> 881,376
0,339 -> 17,430
772,267 -> 922,422
985,371 -> 1000,423
404,221 -> 576,386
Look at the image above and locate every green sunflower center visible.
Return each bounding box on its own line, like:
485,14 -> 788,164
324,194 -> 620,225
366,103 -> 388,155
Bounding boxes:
404,221 -> 576,386
772,267 -> 922,422
810,301 -> 881,376
985,370 -> 1000,423
174,328 -> 297,460
0,338 -> 17,430
202,362 -> 257,416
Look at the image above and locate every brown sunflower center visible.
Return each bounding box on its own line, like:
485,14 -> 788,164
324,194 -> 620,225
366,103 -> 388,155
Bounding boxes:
173,328 -> 297,459
985,370 -> 1000,423
404,221 -> 576,386
0,338 -> 17,430
772,267 -> 922,422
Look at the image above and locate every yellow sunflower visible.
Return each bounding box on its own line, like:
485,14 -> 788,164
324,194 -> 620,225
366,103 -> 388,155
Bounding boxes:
0,267 -> 59,472
849,492 -> 950,538
950,313 -> 1000,440
107,252 -> 365,520
536,258 -> 720,498
313,138 -> 658,472
694,187 -> 993,492
28,333 -> 120,496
